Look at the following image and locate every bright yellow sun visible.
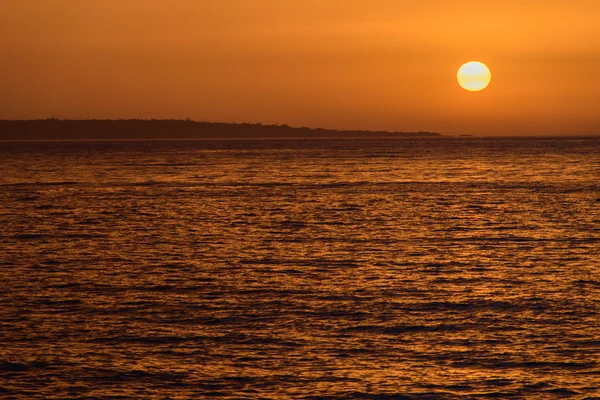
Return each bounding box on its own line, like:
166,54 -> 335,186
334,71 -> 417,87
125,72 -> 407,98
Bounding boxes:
457,61 -> 491,92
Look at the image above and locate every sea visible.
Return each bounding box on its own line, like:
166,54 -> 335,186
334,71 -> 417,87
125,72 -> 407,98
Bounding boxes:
0,137 -> 599,399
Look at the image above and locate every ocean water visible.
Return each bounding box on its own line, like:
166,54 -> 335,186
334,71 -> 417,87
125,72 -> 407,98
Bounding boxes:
0,137 -> 599,399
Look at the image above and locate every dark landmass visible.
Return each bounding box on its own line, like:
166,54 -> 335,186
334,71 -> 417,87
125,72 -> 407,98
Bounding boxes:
0,119 -> 441,140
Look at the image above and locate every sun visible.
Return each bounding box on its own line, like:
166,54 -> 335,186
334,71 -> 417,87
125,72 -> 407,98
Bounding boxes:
457,61 -> 491,92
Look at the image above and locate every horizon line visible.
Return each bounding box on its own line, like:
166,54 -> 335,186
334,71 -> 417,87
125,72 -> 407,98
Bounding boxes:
1,119 -> 599,138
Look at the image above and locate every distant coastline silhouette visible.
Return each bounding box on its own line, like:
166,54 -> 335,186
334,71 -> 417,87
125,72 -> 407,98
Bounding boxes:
0,119 -> 441,141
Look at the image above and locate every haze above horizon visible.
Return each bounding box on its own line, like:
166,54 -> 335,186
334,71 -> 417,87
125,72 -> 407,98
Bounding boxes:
1,1 -> 599,136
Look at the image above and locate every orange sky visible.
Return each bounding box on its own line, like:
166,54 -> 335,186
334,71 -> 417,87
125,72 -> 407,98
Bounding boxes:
1,0 -> 599,135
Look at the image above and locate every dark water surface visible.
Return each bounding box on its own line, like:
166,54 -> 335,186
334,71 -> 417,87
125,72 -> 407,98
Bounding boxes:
1,137 -> 599,399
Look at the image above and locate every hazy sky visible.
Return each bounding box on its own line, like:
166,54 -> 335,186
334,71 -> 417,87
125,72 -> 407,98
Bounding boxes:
1,0 -> 599,135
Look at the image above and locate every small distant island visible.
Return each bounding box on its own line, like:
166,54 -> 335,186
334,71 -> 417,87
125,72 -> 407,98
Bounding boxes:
0,119 -> 441,141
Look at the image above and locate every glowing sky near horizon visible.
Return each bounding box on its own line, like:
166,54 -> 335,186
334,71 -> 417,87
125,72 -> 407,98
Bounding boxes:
1,0 -> 599,135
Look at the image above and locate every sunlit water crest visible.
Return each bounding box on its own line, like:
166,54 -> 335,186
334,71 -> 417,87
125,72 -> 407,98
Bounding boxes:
1,137 -> 599,399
